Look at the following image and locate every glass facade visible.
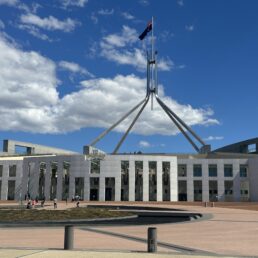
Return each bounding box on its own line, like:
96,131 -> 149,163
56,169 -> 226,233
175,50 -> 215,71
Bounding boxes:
178,164 -> 187,177
224,164 -> 233,177
194,180 -> 202,201
38,162 -> 46,199
75,177 -> 84,199
7,180 -> 15,200
91,158 -> 100,174
50,162 -> 58,200
149,161 -> 157,201
193,164 -> 202,177
224,180 -> 233,195
162,162 -> 170,201
209,164 -> 217,177
62,162 -> 70,200
135,161 -> 143,201
209,180 -> 218,201
121,161 -> 129,201
9,165 -> 16,177
240,165 -> 248,177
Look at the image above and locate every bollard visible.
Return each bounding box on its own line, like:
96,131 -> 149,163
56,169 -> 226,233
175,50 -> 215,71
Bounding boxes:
64,225 -> 74,250
147,227 -> 157,253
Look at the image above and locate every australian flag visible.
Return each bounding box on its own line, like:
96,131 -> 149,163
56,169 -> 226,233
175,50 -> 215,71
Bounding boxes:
139,21 -> 152,40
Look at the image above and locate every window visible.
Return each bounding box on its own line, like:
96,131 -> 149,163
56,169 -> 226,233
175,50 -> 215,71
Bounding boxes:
224,180 -> 233,195
90,158 -> 100,174
178,164 -> 187,177
9,165 -> 16,177
240,165 -> 248,177
240,189 -> 249,195
224,164 -> 233,177
193,164 -> 202,177
0,165 -> 2,177
121,161 -> 129,174
209,164 -> 217,177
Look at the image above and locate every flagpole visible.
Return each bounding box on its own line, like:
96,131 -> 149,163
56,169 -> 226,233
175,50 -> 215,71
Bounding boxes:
151,16 -> 154,110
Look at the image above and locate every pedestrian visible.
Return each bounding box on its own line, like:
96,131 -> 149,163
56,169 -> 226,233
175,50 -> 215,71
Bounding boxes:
53,198 -> 57,209
76,201 -> 80,208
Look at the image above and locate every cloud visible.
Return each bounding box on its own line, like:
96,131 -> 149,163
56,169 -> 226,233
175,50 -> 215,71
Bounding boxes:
0,33 -> 219,136
139,0 -> 149,6
204,136 -> 224,141
61,0 -> 88,8
17,24 -> 53,41
0,20 -> 5,29
0,0 -> 32,13
160,30 -> 174,42
90,12 -> 98,24
59,61 -> 94,78
0,34 -> 58,133
100,26 -> 173,71
177,0 -> 184,6
98,9 -> 114,15
121,12 -> 135,20
185,25 -> 194,32
20,13 -> 79,32
139,141 -> 151,148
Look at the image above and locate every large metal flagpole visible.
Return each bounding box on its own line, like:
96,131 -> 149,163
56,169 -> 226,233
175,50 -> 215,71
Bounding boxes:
87,17 -> 210,154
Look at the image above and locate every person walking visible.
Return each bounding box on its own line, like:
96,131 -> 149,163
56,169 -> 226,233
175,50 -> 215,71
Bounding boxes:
53,198 -> 57,209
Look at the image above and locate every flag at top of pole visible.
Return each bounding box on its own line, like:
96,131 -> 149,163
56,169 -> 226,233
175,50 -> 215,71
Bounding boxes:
139,20 -> 152,40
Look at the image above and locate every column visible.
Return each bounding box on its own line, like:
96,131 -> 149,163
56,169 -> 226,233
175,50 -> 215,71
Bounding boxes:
115,176 -> 121,201
233,161 -> 240,201
99,176 -> 105,201
56,160 -> 63,200
170,158 -> 178,201
217,161 -> 224,201
129,160 -> 135,201
31,162 -> 40,199
44,162 -> 51,200
202,161 -> 209,202
143,160 -> 149,202
156,161 -> 162,201
1,163 -> 8,200
187,163 -> 194,201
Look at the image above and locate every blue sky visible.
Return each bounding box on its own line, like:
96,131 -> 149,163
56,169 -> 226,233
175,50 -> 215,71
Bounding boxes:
0,0 -> 257,154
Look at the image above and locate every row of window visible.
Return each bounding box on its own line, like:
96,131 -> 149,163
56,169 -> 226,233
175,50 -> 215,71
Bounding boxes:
0,165 -> 17,177
178,164 -> 248,178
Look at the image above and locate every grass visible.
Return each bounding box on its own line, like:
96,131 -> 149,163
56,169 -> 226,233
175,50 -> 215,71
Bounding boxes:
0,207 -> 132,222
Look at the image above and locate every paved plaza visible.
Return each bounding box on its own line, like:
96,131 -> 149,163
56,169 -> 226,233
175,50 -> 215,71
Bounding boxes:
0,202 -> 258,257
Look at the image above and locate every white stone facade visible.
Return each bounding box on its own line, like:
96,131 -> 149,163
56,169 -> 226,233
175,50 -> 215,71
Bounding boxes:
0,153 -> 257,202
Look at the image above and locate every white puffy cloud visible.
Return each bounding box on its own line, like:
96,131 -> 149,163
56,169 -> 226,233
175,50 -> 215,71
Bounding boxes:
0,34 -> 219,136
0,34 -> 58,133
57,75 -> 219,135
18,24 -> 53,41
59,61 -> 94,78
121,12 -> 135,20
139,141 -> 151,148
100,26 -> 173,71
204,136 -> 224,141
20,13 -> 79,32
61,0 -> 88,8
98,9 -> 114,15
0,0 -> 32,13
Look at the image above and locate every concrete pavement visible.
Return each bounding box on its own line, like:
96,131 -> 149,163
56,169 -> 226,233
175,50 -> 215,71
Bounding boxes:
0,202 -> 258,257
